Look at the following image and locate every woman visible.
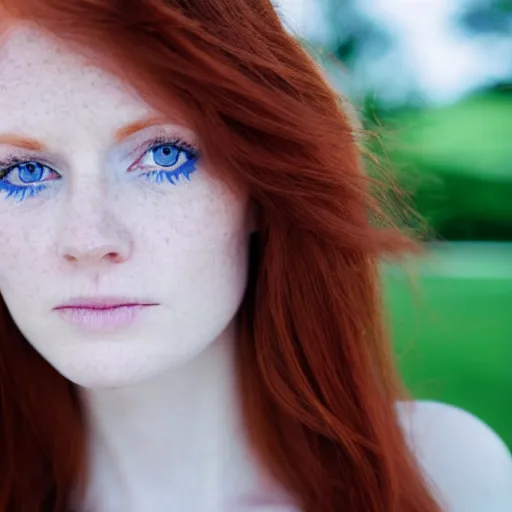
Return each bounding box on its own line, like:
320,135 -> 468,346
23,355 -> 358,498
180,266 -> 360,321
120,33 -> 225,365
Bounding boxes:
0,1 -> 510,511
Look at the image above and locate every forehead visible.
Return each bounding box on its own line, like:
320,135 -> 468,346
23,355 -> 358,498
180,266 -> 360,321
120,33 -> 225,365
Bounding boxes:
0,24 -> 152,135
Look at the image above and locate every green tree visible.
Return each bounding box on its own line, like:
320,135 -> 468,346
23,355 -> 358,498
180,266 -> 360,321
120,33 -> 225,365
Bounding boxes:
459,0 -> 512,34
314,0 -> 392,68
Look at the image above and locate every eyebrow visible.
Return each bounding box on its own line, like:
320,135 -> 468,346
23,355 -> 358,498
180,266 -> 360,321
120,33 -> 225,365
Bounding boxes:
0,115 -> 172,152
0,134 -> 47,152
114,115 -> 170,143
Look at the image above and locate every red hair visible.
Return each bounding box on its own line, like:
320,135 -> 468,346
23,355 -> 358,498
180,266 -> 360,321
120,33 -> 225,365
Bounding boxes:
0,1 -> 441,511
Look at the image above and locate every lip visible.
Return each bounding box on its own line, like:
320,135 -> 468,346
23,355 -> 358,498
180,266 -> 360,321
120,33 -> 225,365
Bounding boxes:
53,297 -> 159,331
54,297 -> 159,310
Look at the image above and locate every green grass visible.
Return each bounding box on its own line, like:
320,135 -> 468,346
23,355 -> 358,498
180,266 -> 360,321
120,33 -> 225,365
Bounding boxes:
383,243 -> 512,447
377,95 -> 512,239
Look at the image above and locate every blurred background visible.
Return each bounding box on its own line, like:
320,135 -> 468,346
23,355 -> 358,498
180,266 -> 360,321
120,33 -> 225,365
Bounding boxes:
276,0 -> 512,447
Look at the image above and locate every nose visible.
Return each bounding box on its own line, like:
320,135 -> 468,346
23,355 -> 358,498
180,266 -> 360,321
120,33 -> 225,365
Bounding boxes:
57,196 -> 132,266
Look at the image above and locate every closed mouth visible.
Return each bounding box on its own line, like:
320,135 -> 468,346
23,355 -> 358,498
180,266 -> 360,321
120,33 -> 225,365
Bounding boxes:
53,300 -> 159,331
54,297 -> 159,311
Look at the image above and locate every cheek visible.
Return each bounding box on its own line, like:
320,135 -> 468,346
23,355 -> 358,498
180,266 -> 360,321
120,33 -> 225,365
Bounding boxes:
140,185 -> 250,280
138,177 -> 250,255
133,184 -> 251,323
0,208 -> 56,290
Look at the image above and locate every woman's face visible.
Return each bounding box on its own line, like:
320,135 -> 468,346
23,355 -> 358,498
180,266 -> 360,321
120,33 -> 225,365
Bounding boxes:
0,25 -> 252,388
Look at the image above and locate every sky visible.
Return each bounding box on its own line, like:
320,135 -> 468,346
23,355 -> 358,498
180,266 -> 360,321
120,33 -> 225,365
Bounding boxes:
276,0 -> 511,103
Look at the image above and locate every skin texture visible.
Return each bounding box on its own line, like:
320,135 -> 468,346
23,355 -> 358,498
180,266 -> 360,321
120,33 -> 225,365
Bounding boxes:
0,25 -> 252,390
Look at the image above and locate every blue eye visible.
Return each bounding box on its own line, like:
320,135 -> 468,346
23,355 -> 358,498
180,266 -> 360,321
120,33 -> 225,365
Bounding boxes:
153,145 -> 180,167
0,160 -> 59,201
17,162 -> 46,183
137,140 -> 199,185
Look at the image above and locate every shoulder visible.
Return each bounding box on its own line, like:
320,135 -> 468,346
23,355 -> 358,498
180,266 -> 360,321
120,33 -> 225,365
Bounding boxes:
396,400 -> 512,512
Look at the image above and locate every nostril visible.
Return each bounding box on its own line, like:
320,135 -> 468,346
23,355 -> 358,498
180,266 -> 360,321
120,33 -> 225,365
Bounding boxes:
107,252 -> 124,263
61,250 -> 126,264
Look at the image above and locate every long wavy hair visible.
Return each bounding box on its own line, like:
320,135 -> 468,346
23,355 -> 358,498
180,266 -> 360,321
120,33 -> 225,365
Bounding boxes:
0,1 -> 442,511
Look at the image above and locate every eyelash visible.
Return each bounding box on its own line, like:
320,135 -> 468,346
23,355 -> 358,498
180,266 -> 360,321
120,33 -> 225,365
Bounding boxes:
0,137 -> 200,202
131,136 -> 199,185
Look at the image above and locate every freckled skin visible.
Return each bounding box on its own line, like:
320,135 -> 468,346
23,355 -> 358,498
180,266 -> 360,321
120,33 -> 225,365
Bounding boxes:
0,25 -> 252,389
0,24 -> 295,512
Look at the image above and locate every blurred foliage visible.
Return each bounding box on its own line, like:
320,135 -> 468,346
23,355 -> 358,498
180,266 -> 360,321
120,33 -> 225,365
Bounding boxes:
316,0 -> 392,68
312,0 -> 512,241
459,0 -> 512,34
332,9 -> 389,65
373,92 -> 512,240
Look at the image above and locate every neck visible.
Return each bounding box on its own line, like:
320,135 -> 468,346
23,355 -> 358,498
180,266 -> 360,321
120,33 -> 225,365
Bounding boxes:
77,323 -> 276,511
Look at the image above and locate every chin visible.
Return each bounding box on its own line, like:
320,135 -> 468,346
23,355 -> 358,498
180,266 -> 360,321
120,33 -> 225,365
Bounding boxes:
52,348 -> 177,390
66,371 -> 146,390
60,365 -> 150,390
